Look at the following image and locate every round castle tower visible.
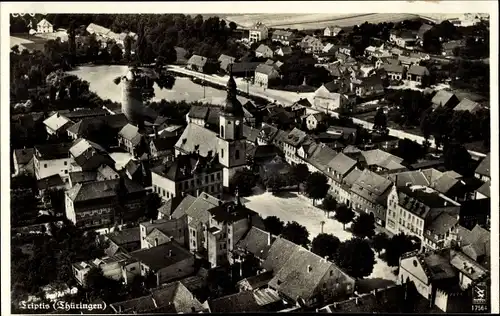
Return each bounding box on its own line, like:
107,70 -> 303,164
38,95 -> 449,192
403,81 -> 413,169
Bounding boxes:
121,67 -> 145,124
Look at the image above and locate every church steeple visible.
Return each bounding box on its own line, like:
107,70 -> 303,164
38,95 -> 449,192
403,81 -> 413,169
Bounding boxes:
222,65 -> 244,117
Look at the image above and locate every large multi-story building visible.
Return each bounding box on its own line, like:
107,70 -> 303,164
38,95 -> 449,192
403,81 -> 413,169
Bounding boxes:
33,143 -> 73,181
386,184 -> 461,251
151,153 -> 224,201
65,178 -> 147,229
248,22 -> 268,43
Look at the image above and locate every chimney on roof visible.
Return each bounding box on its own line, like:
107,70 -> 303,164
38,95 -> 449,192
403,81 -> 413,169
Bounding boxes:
267,231 -> 272,246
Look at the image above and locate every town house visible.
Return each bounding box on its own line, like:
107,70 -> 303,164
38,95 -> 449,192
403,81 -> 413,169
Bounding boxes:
130,240 -> 195,287
474,154 -> 490,182
297,142 -> 337,174
37,18 -> 53,33
271,30 -> 295,45
406,65 -> 430,84
65,177 -> 147,229
383,63 -> 405,81
360,149 -> 406,174
186,55 -> 218,74
453,98 -> 483,113
390,30 -> 417,48
323,26 -> 343,37
149,136 -> 177,160
385,184 -> 461,251
283,128 -> 313,165
249,22 -> 269,43
139,218 -> 187,249
274,46 -> 292,56
43,112 -> 74,137
349,169 -> 392,226
255,44 -> 274,58
100,227 -> 141,257
33,143 -> 73,181
398,248 -> 489,312
300,35 -> 324,54
151,152 -> 223,201
13,148 -> 35,176
254,64 -> 280,89
206,199 -> 259,268
69,138 -> 115,173
263,237 -> 355,307
431,90 -> 460,109
313,82 -> 349,112
72,253 -> 140,287
218,54 -> 236,73
305,113 -> 329,131
66,114 -> 129,141
118,123 -> 144,157
324,153 -> 358,205
350,75 -> 385,99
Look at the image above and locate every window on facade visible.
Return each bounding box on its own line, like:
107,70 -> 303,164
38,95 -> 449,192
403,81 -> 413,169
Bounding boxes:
211,174 -> 215,182
223,243 -> 227,249
64,161 -> 67,166
192,230 -> 195,237
221,149 -> 224,158
220,126 -> 224,138
44,164 -> 47,168
162,189 -> 166,197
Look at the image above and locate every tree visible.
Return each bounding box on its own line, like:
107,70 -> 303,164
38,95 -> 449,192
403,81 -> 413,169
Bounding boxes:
334,204 -> 355,230
373,107 -> 387,132
263,216 -> 284,236
145,192 -> 162,220
335,238 -> 375,279
391,138 -> 425,165
291,163 -> 310,192
229,21 -> 237,32
281,221 -> 310,247
443,142 -> 473,177
124,35 -> 133,60
372,232 -> 390,255
322,194 -> 337,216
385,233 -> 420,267
311,233 -> 340,259
351,213 -> 376,239
110,44 -> 123,62
264,171 -> 287,193
158,42 -> 177,64
305,172 -> 330,205
230,170 -> 257,197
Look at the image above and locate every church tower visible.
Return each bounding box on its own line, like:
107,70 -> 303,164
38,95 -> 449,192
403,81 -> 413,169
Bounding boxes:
218,68 -> 247,188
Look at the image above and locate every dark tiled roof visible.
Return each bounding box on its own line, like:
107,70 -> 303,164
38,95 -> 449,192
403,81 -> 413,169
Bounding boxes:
151,153 -> 222,182
63,108 -> 108,120
37,174 -> 65,190
475,153 -> 490,177
209,291 -> 261,313
169,194 -> 198,219
326,153 -> 357,177
178,192 -> 220,224
243,125 -> 260,143
383,63 -> 404,73
236,226 -> 274,259
69,171 -> 98,184
130,241 -> 192,271
189,106 -> 210,120
66,178 -> 145,202
350,169 -> 392,205
262,237 -> 301,273
255,64 -> 278,76
106,227 -> 140,245
118,124 -> 142,145
14,148 -> 35,165
66,114 -> 128,136
158,195 -> 191,218
175,123 -> 218,157
34,143 -> 72,160
454,98 -> 482,113
238,271 -> 275,290
407,65 -> 430,76
476,180 -> 490,198
284,128 -> 309,147
431,90 -> 456,107
208,202 -> 257,224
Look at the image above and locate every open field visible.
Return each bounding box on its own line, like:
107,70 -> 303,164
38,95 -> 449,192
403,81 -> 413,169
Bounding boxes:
223,13 -> 421,30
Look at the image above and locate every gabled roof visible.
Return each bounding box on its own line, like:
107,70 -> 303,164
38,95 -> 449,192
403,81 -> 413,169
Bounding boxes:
407,65 -> 430,76
37,18 -> 52,27
209,291 -> 262,313
37,174 -> 65,191
453,98 -> 482,113
475,153 -> 490,177
86,23 -> 110,36
106,227 -> 140,246
383,63 -> 404,74
350,169 -> 392,205
188,105 -> 210,120
66,178 -> 145,203
175,123 -> 218,157
236,226 -> 274,259
187,55 -> 208,68
272,29 -> 293,37
43,113 -> 72,132
361,149 -> 404,170
110,281 -> 204,313
66,114 -> 129,136
343,168 -> 363,189
152,153 -> 222,182
35,143 -> 72,160
118,124 -> 142,145
431,90 -> 457,106
326,153 -> 357,177
174,192 -> 220,224
262,237 -> 301,273
268,245 -> 353,302
130,241 -> 192,271
69,171 -> 98,185
283,128 -> 310,147
476,180 -> 490,198
255,64 -> 278,76
14,148 -> 35,165
456,224 -> 490,259
256,44 -> 272,54
151,137 -> 177,152
161,194 -> 197,218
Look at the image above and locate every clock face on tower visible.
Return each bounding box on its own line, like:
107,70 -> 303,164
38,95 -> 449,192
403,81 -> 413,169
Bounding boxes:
235,120 -> 240,126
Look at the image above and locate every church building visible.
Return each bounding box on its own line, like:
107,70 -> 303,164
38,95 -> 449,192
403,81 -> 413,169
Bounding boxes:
175,71 -> 248,188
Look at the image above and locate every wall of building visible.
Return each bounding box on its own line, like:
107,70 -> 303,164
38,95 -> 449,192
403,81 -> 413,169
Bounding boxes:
434,289 -> 449,312
122,262 -> 141,284
318,266 -> 356,303
152,172 -> 177,200
399,256 -> 431,300
34,156 -> 73,180
254,73 -> 269,88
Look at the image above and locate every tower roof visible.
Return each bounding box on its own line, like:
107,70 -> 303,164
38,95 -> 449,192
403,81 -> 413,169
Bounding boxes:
221,67 -> 244,117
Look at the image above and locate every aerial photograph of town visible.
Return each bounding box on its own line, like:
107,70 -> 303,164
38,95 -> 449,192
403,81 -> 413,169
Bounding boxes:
5,5 -> 495,315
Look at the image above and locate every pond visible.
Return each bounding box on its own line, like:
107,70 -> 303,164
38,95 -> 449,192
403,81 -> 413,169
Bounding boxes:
68,65 -> 249,104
